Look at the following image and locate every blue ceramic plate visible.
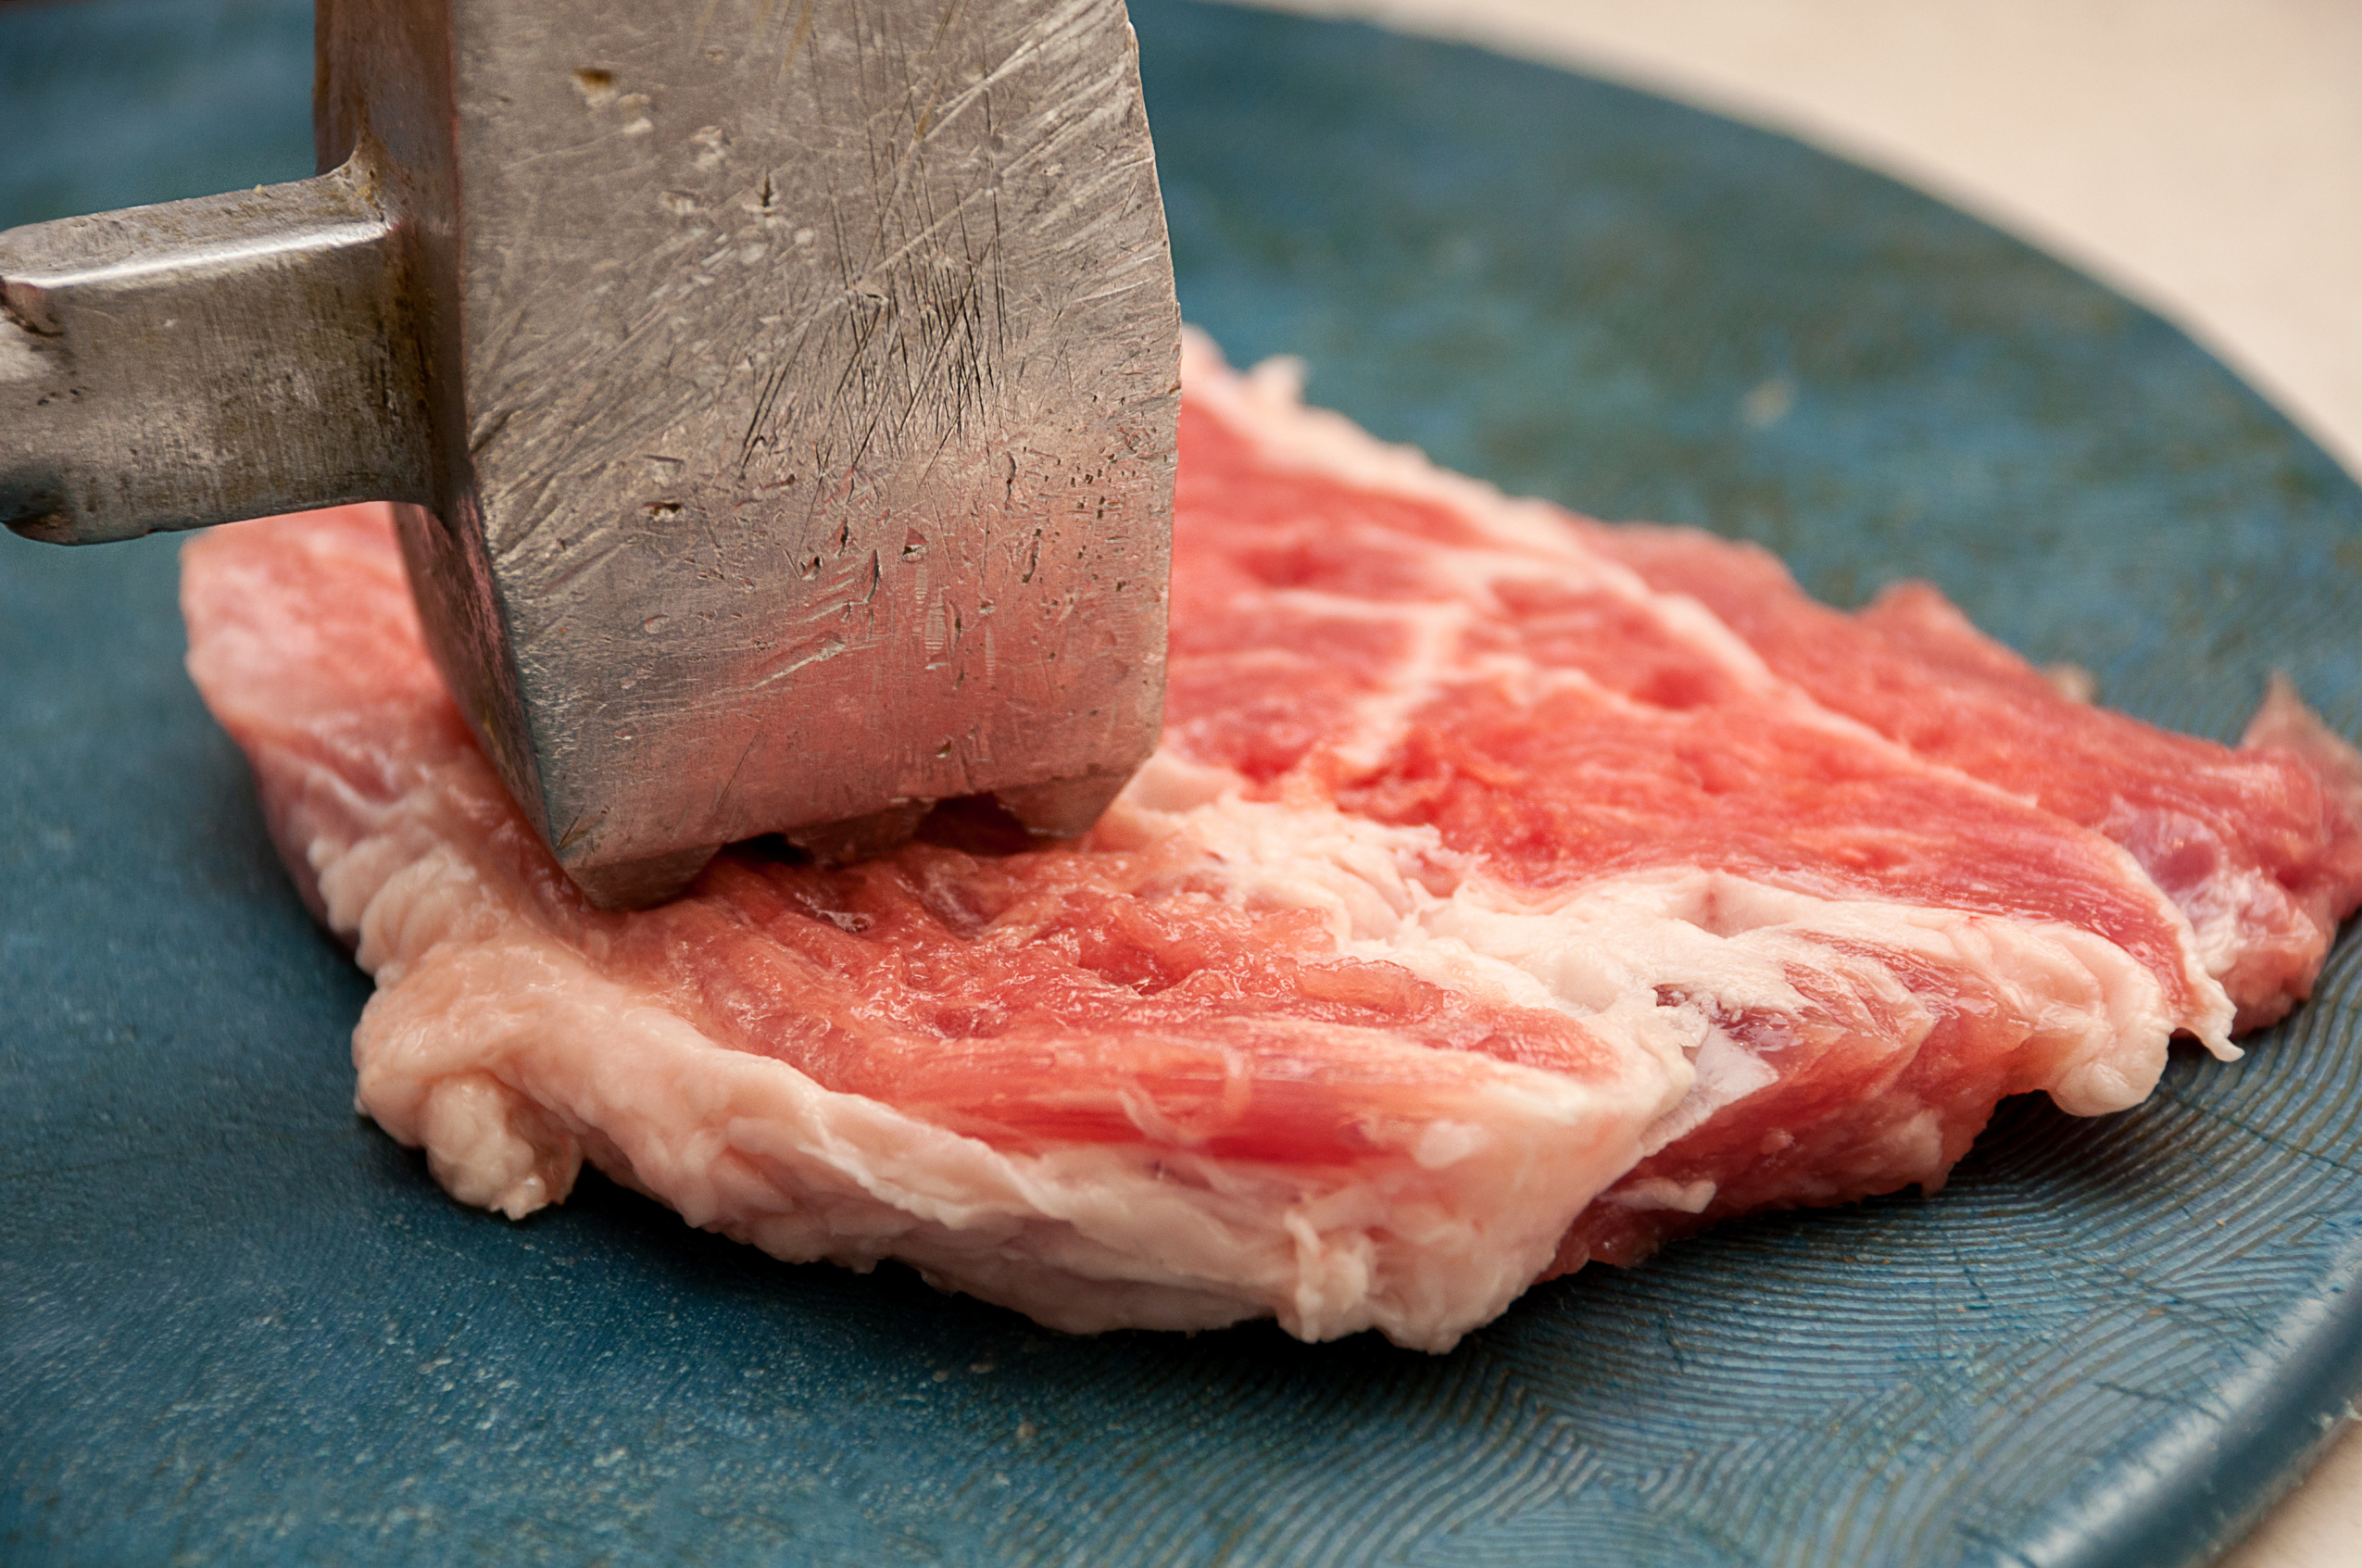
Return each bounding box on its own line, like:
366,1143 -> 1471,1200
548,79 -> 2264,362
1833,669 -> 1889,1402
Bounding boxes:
6,4 -> 2362,1564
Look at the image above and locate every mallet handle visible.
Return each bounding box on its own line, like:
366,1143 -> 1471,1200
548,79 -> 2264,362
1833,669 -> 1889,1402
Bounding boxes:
0,158 -> 430,545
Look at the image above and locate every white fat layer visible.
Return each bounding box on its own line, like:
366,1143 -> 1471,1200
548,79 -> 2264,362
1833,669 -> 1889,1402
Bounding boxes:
2184,866 -> 2286,997
2103,797 -> 2284,998
1192,340 -> 1777,694
1112,785 -> 2192,1132
1614,1179 -> 1718,1215
1463,867 -> 2193,1122
300,758 -> 1683,1353
1180,334 -> 1778,717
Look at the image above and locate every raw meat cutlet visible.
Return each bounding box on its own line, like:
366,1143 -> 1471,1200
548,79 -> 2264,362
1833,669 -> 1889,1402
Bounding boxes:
182,333 -> 2359,1348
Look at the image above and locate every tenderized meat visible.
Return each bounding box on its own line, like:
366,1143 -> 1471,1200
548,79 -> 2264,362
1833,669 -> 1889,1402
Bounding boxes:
180,332 -> 2362,1350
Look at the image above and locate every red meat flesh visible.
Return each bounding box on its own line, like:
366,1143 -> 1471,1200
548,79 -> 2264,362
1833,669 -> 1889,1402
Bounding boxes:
1581,523 -> 2362,1028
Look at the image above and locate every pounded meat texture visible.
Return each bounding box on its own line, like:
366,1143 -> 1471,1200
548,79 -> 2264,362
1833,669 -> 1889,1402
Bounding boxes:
180,332 -> 2362,1350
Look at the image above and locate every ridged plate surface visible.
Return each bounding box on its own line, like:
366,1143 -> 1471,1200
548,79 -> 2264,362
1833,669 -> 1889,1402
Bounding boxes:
5,4 -> 2361,1565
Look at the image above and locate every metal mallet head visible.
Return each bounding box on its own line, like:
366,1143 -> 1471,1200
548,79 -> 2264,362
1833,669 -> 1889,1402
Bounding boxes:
0,0 -> 1179,907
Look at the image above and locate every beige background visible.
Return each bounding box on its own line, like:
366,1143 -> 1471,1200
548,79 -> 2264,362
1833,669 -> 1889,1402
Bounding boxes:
1234,3 -> 2362,1562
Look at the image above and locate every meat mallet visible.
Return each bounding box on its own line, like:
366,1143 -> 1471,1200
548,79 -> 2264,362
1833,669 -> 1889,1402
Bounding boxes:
0,0 -> 1180,907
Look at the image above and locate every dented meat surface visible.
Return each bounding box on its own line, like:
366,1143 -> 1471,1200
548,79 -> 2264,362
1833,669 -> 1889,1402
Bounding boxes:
180,333 -> 2362,1350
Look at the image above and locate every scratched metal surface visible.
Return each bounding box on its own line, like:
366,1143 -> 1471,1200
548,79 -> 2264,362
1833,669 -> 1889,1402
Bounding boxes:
1,0 -> 1180,904
368,0 -> 1179,898
6,2 -> 2362,1565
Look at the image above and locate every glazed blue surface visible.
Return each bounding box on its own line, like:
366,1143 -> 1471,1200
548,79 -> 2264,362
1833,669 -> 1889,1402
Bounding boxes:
6,4 -> 2361,1565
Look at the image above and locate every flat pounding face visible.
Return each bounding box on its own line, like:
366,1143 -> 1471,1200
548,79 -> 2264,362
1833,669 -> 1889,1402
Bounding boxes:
179,337 -> 2362,1351
322,0 -> 1179,903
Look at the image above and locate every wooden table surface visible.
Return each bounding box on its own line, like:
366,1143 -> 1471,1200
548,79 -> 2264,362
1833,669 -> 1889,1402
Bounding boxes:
1243,5 -> 2362,1561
